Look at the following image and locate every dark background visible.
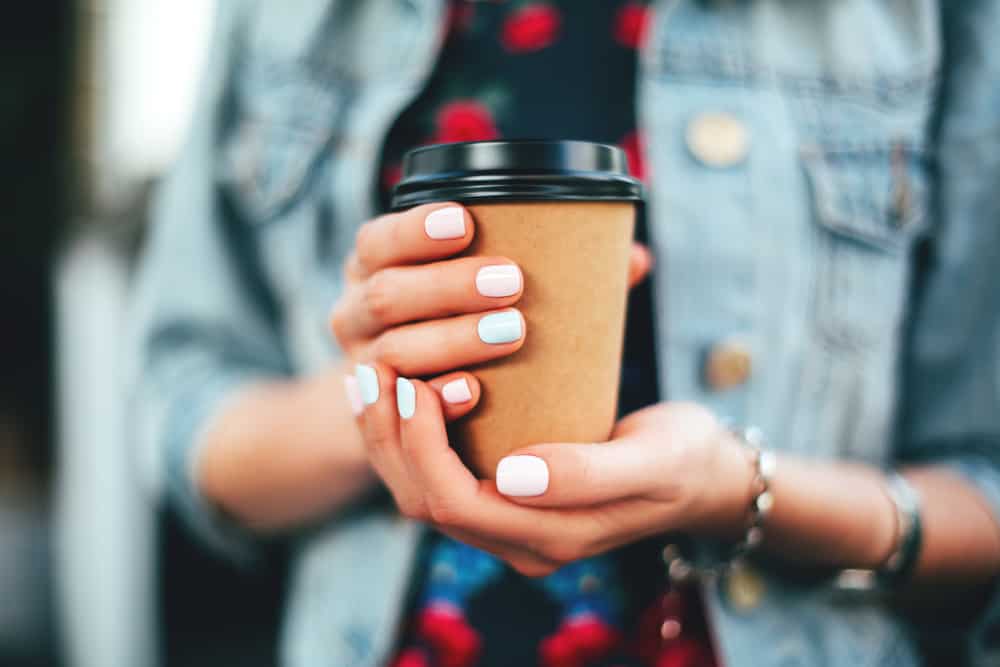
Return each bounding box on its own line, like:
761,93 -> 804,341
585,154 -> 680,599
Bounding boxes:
1,4 -> 285,666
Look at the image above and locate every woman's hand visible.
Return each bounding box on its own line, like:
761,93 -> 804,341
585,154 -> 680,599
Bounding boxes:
330,203 -> 529,378
332,202 -> 652,520
351,361 -> 754,576
330,202 -> 651,376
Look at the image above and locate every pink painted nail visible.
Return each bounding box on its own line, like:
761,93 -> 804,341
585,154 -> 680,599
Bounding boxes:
343,375 -> 363,416
496,455 -> 549,497
424,207 -> 466,240
441,378 -> 473,404
476,265 -> 521,298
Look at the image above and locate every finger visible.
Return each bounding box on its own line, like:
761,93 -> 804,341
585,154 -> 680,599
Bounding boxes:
396,378 -> 481,505
396,380 -> 578,551
627,242 -> 653,288
427,372 -> 482,421
493,439 -> 655,508
332,257 -> 523,340
352,203 -> 474,278
366,308 -> 525,377
351,363 -> 423,515
438,527 -> 560,578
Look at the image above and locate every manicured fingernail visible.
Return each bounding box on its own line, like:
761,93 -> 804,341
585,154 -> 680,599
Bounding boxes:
477,310 -> 523,345
476,265 -> 521,298
396,378 -> 416,419
343,375 -> 363,415
355,364 -> 379,405
424,207 -> 466,240
496,455 -> 549,497
441,378 -> 473,404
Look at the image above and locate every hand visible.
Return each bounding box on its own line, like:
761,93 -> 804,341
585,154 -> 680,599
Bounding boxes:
352,361 -> 754,577
330,202 -> 652,375
330,202 -> 652,488
330,203 -> 528,380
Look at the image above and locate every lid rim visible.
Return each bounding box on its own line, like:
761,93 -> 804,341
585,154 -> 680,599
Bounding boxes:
391,140 -> 643,211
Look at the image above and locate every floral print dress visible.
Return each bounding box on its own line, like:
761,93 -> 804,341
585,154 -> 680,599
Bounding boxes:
379,3 -> 717,667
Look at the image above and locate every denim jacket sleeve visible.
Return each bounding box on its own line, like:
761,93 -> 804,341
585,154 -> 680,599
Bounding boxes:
127,0 -> 289,562
898,2 -> 1000,660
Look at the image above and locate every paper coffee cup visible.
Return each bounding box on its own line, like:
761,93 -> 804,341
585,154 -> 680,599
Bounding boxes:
392,141 -> 642,478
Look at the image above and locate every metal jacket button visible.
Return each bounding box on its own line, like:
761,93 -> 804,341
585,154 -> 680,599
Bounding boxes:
686,112 -> 749,168
704,339 -> 752,391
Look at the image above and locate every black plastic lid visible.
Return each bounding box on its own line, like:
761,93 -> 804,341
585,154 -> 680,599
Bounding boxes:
390,140 -> 643,210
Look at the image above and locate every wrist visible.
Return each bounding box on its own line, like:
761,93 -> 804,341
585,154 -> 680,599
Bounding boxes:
685,425 -> 759,540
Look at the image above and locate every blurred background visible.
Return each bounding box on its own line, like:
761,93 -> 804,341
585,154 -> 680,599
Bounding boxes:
2,2 -> 285,665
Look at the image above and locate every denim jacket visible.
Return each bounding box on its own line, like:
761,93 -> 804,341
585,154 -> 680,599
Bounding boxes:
128,1 -> 1000,665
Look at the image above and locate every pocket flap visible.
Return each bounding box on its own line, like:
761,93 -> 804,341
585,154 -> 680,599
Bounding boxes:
220,57 -> 341,223
801,142 -> 931,252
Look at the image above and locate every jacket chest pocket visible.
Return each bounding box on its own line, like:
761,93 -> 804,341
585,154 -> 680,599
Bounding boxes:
220,57 -> 342,226
801,142 -> 932,351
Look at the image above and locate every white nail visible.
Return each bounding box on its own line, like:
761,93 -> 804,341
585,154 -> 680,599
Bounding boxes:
476,265 -> 522,298
441,378 -> 473,404
355,364 -> 379,405
496,455 -> 549,497
343,375 -> 363,415
424,207 -> 466,240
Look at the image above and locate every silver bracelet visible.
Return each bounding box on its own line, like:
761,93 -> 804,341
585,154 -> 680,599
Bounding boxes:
663,425 -> 776,584
835,472 -> 923,593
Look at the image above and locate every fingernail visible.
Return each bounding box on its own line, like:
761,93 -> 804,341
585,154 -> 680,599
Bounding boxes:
441,378 -> 473,404
396,378 -> 416,419
424,207 -> 466,240
476,265 -> 521,298
477,310 -> 523,345
355,364 -> 379,405
343,375 -> 363,415
496,455 -> 549,497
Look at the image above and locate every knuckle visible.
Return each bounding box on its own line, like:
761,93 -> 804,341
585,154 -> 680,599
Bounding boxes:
354,222 -> 380,270
397,499 -> 426,521
426,500 -> 461,527
569,448 -> 600,493
510,559 -> 556,578
363,421 -> 397,455
328,306 -> 348,344
540,540 -> 585,566
363,271 -> 396,326
370,332 -> 400,365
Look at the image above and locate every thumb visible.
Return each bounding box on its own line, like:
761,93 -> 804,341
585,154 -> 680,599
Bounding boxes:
493,438 -> 655,508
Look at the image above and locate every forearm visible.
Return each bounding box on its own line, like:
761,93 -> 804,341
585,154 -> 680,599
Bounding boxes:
759,455 -> 1000,601
196,361 -> 375,533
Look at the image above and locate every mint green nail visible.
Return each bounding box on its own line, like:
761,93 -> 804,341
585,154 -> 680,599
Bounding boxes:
477,310 -> 523,345
355,364 -> 379,405
396,378 -> 416,419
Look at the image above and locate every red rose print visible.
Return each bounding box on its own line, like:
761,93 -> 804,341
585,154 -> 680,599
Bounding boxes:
416,608 -> 481,667
391,648 -> 430,667
540,616 -> 621,667
614,2 -> 650,49
655,637 -> 715,667
501,3 -> 562,53
539,631 -> 583,667
433,100 -> 500,143
620,130 -> 647,182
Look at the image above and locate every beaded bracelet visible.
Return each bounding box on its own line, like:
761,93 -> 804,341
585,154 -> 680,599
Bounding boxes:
663,425 -> 775,585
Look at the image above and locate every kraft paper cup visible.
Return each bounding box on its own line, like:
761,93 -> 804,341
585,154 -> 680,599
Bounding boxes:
392,141 -> 642,478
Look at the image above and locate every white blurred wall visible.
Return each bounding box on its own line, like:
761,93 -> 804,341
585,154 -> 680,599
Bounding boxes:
56,3 -> 215,667
93,0 -> 216,204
